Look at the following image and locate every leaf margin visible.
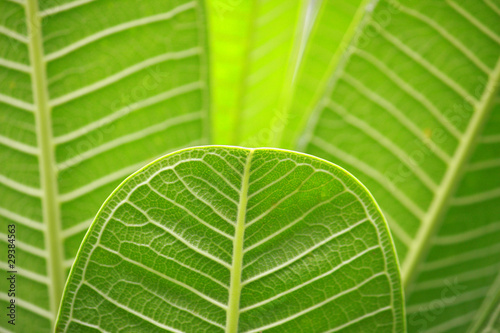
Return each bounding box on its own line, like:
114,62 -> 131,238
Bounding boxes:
55,145 -> 407,332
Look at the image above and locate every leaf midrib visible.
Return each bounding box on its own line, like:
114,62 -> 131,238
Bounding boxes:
402,57 -> 500,290
226,149 -> 254,333
26,0 -> 65,321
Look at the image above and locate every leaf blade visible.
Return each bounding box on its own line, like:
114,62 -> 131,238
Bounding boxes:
0,0 -> 209,331
207,0 -> 308,146
278,0 -> 373,149
296,0 -> 500,331
56,146 -> 405,332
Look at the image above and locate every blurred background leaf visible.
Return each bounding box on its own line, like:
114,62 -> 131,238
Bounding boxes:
207,0 -> 308,146
296,0 -> 500,332
0,0 -> 209,331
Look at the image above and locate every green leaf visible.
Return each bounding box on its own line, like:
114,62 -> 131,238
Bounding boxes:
0,0 -> 209,331
296,0 -> 500,331
207,0 -> 309,146
278,0 -> 373,149
56,146 -> 404,332
467,273 -> 500,333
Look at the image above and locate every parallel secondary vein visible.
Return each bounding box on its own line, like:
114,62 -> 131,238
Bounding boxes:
97,245 -> 228,310
226,149 -> 254,333
391,0 -> 492,74
240,245 -> 379,312
44,1 -> 197,62
351,48 -> 462,139
39,0 -> 96,17
244,273 -> 388,333
82,282 -> 185,333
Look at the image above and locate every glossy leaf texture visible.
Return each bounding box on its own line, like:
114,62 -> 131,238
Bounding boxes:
0,0 -> 209,331
295,0 -> 500,332
56,146 -> 404,332
207,0 -> 308,146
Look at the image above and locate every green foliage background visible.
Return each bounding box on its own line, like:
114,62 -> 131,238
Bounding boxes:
0,0 -> 499,331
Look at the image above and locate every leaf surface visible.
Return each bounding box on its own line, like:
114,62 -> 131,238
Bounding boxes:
56,146 -> 404,332
278,0 -> 372,149
0,0 -> 209,331
296,0 -> 500,331
207,0 -> 308,146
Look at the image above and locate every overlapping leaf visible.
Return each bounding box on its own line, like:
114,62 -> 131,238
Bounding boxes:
56,146 -> 404,332
295,0 -> 500,331
0,0 -> 209,331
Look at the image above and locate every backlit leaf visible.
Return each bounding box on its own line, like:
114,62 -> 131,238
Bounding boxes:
207,0 -> 308,146
0,0 -> 209,331
296,0 -> 500,331
56,146 -> 405,332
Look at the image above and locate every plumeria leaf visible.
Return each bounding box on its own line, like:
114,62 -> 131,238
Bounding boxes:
0,0 -> 209,331
56,146 -> 405,332
296,0 -> 500,331
207,0 -> 308,146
